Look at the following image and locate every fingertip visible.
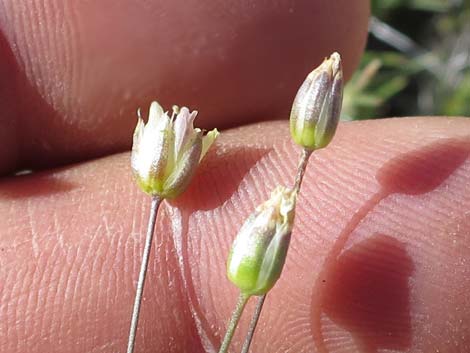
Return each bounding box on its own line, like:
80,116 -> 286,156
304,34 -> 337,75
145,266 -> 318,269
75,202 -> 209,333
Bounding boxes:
177,117 -> 470,352
0,0 -> 370,174
2,117 -> 470,352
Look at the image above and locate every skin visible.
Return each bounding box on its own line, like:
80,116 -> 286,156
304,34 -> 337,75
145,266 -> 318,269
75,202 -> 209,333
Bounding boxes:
2,118 -> 470,353
1,1 -> 470,353
0,0 -> 368,174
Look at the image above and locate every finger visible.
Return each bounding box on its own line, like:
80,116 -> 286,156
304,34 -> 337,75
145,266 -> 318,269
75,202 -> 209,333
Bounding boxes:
0,0 -> 370,175
2,117 -> 469,353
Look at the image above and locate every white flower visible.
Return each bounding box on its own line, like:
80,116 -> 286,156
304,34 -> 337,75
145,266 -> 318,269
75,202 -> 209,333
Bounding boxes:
131,101 -> 219,198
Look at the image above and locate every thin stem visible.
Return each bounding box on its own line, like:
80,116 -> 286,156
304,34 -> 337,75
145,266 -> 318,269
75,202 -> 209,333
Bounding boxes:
218,293 -> 251,353
293,148 -> 313,193
240,295 -> 266,353
126,196 -> 162,353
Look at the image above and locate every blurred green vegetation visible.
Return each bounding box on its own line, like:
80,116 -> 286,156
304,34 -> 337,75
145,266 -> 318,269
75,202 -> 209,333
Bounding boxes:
342,0 -> 470,120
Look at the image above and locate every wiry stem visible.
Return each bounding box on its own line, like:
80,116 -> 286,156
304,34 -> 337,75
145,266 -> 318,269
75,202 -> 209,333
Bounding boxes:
219,293 -> 251,353
240,148 -> 313,352
293,148 -> 313,193
126,196 -> 162,353
240,295 -> 266,353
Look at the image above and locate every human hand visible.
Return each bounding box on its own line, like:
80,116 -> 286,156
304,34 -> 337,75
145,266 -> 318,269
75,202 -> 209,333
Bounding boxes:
1,1 -> 470,353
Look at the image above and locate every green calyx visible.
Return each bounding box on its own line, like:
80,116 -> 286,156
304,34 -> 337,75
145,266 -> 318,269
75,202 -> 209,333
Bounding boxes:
290,118 -> 317,150
290,116 -> 336,150
227,228 -> 291,296
226,186 -> 296,296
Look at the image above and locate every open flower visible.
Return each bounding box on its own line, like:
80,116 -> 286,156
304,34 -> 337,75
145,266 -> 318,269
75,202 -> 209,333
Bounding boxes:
131,101 -> 219,198
227,186 -> 297,296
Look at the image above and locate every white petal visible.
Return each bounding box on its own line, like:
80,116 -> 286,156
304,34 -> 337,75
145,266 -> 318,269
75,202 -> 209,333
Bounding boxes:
131,115 -> 145,173
132,115 -> 145,148
136,107 -> 171,180
173,107 -> 198,159
149,101 -> 164,123
200,128 -> 219,161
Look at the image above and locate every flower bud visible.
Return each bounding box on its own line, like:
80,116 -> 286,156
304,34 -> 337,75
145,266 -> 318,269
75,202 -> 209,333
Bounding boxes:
227,186 -> 297,296
131,101 -> 219,198
290,52 -> 343,150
